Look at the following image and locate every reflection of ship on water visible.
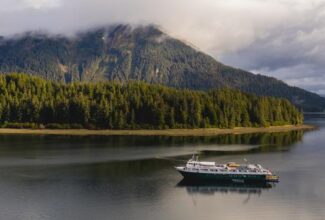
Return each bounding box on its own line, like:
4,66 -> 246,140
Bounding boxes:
177,179 -> 275,196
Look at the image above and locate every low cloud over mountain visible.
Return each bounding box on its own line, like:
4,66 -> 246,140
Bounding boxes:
1,0 -> 325,94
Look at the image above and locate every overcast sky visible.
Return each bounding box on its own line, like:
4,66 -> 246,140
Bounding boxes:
1,0 -> 325,94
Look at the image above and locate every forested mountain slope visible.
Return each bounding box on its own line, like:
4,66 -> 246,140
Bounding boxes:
0,25 -> 323,111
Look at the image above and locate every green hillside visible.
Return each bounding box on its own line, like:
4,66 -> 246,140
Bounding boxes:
0,25 -> 323,111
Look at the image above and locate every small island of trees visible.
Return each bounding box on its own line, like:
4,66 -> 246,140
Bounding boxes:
0,74 -> 303,129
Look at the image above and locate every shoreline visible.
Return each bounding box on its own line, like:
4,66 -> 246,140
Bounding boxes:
0,124 -> 316,137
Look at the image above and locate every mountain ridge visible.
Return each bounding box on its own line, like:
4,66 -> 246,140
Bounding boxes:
0,24 -> 324,111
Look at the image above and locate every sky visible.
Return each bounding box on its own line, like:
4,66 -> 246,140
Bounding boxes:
1,0 -> 325,94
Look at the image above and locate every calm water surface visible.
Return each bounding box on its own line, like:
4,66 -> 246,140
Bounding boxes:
0,116 -> 324,220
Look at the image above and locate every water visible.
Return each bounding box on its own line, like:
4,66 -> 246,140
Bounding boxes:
0,116 -> 324,220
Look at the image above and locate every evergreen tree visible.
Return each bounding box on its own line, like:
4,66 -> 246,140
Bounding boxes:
0,74 -> 304,129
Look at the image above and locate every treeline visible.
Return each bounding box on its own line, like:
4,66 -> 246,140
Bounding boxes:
0,74 -> 303,129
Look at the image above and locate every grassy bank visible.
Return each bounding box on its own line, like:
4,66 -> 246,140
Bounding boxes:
0,124 -> 315,136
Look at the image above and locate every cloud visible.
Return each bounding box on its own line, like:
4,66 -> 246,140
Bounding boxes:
0,0 -> 61,11
0,0 -> 325,93
220,2 -> 325,94
22,0 -> 62,9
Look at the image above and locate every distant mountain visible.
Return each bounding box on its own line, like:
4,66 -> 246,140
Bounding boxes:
0,25 -> 324,111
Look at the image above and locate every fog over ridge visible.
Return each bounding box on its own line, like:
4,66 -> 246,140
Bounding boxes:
1,0 -> 325,94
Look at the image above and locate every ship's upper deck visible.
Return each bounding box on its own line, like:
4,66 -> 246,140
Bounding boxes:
185,159 -> 271,174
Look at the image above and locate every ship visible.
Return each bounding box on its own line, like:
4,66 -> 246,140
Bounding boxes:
175,156 -> 279,183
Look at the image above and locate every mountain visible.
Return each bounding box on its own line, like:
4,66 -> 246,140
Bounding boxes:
0,25 -> 324,111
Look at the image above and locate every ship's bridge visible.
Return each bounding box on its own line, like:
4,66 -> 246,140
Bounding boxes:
186,160 -> 216,168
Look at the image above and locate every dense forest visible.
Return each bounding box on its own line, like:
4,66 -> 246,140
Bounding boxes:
0,74 -> 303,129
0,25 -> 324,111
